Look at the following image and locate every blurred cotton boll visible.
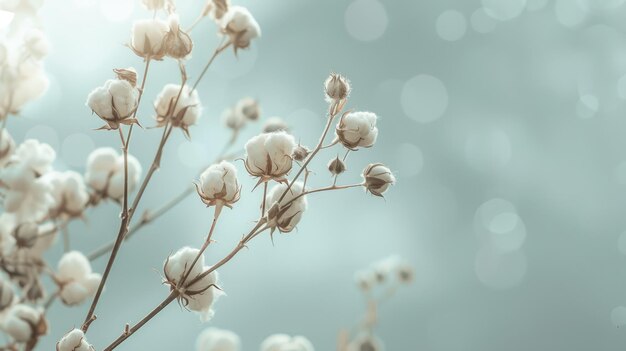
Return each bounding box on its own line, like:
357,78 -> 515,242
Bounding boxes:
196,327 -> 241,351
2,304 -> 46,343
130,18 -> 169,59
154,84 -> 203,137
260,334 -> 315,351
57,329 -> 94,351
55,251 -> 101,306
84,147 -> 142,201
220,6 -> 261,52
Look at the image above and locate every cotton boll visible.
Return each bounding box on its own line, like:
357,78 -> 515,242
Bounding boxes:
164,14 -> 193,59
244,132 -> 295,182
220,6 -> 261,51
235,97 -> 260,121
57,329 -> 94,351
3,62 -> 49,115
22,28 -> 49,59
15,139 -> 55,175
154,84 -> 202,136
42,171 -> 89,218
265,181 -> 307,233
2,304 -> 46,343
1,162 -> 53,222
12,222 -> 38,248
362,163 -> 395,197
222,107 -> 245,130
347,334 -> 384,351
164,247 -> 223,321
86,78 -> 139,130
197,161 -> 241,209
141,0 -> 165,10
106,153 -> 141,199
335,111 -> 378,149
56,251 -> 101,306
85,147 -> 142,200
262,117 -> 288,133
196,327 -> 241,351
204,0 -> 230,21
260,334 -> 315,351
130,18 -> 169,59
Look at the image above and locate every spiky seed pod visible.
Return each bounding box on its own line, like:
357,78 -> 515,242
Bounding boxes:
325,73 -> 351,102
328,156 -> 346,175
292,144 -> 310,162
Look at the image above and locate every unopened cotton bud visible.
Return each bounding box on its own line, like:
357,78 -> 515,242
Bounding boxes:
130,18 -> 169,59
113,67 -> 138,87
0,278 -> 14,311
335,111 -> 378,149
56,251 -> 101,306
164,247 -> 222,321
12,222 -> 38,248
222,107 -> 245,130
324,73 -> 350,103
347,334 -> 384,351
260,334 -> 315,351
244,131 -> 295,182
155,84 -> 202,137
57,329 -> 94,351
354,270 -> 375,291
196,161 -> 241,210
327,157 -> 346,176
2,304 -> 46,343
220,6 -> 261,52
196,327 -> 241,351
86,77 -> 140,130
262,117 -> 289,133
235,97 -> 260,121
141,0 -> 165,10
164,14 -> 193,59
397,262 -> 414,283
292,145 -> 309,162
265,182 -> 307,234
362,163 -> 395,197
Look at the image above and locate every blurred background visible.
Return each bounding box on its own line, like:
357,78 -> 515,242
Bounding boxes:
9,0 -> 626,349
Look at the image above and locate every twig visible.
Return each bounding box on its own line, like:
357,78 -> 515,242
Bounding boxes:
191,39 -> 231,92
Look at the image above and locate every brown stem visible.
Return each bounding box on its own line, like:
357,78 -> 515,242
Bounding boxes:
191,39 -> 231,92
103,291 -> 178,351
261,182 -> 268,216
178,209 -> 220,287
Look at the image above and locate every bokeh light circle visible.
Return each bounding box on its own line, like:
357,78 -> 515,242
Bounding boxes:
470,8 -> 497,34
436,10 -> 467,42
475,198 -> 527,253
345,0 -> 388,41
401,75 -> 449,123
481,0 -> 527,21
475,246 -> 527,289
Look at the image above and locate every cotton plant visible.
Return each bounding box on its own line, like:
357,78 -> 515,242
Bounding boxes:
337,256 -> 414,351
0,0 -> 397,350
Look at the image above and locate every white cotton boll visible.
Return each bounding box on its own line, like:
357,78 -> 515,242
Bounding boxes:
361,163 -> 395,197
0,277 -> 14,311
164,247 -> 223,321
335,111 -> 378,149
0,129 -> 15,166
196,327 -> 241,351
141,0 -> 165,10
42,171 -> 89,218
22,28 -> 49,59
154,84 -> 202,131
222,107 -> 245,130
5,62 -> 49,114
57,329 -> 94,351
106,153 -> 142,199
265,182 -> 307,233
131,18 -> 169,59
260,334 -> 315,351
86,78 -> 139,129
235,97 -> 260,121
244,132 -> 295,181
197,161 -> 240,208
15,139 -> 55,175
220,6 -> 261,50
2,304 -> 44,342
56,251 -> 101,306
262,117 -> 289,133
1,163 -> 54,222
85,147 -> 118,192
0,213 -> 17,256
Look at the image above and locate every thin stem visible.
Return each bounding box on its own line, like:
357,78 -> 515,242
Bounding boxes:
61,225 -> 70,253
191,39 -> 231,92
261,182 -> 268,217
125,58 -> 151,147
103,291 -> 178,351
178,209 -> 221,286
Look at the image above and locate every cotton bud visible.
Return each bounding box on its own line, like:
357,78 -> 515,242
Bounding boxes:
235,97 -> 260,121
0,278 -> 14,311
244,132 -> 295,183
327,157 -> 346,176
262,117 -> 289,133
220,6 -> 261,52
130,18 -> 169,60
397,262 -> 414,283
0,129 -> 16,167
57,329 -> 94,351
347,334 -> 384,351
86,76 -> 140,130
141,0 -> 165,10
56,251 -> 101,306
265,182 -> 307,234
84,147 -> 142,200
292,144 -> 309,162
43,171 -> 90,218
23,29 -> 49,60
12,222 -> 38,248
164,247 -> 223,321
324,73 -> 350,103
204,0 -> 230,20
154,84 -> 202,137
196,327 -> 241,351
335,111 -> 378,150
2,304 -> 47,343
15,139 -> 55,175
354,270 -> 375,291
113,67 -> 137,87
260,334 -> 315,351
222,107 -> 245,130
196,161 -> 241,212
164,14 -> 193,59
362,163 -> 395,197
